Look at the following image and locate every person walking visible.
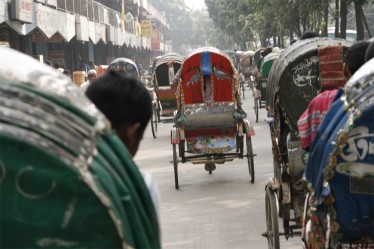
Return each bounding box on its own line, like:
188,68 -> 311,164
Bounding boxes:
79,69 -> 97,93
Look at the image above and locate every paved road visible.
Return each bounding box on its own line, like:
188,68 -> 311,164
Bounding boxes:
134,87 -> 301,249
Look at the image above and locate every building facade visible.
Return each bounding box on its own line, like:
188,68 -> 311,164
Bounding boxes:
0,0 -> 172,71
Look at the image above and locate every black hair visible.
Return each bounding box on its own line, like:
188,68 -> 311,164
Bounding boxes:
300,31 -> 319,40
346,40 -> 370,75
365,41 -> 374,62
85,70 -> 152,139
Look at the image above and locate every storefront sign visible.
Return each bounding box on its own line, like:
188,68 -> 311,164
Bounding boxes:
151,28 -> 160,50
141,20 -> 152,37
11,0 -> 33,23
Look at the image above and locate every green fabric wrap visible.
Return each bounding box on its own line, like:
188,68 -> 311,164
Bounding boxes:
0,55 -> 161,248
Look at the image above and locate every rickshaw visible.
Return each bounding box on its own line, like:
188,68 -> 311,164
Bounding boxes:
262,38 -> 352,248
240,50 -> 255,88
254,52 -> 280,122
301,59 -> 374,249
152,52 -> 183,124
253,48 -> 263,69
225,50 -> 241,71
171,47 -> 256,189
236,51 -> 253,99
0,48 -> 160,248
108,58 -> 159,138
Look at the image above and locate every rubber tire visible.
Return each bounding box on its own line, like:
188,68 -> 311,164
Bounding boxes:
265,188 -> 280,249
246,136 -> 255,183
254,98 -> 259,123
151,109 -> 158,138
173,143 -> 179,189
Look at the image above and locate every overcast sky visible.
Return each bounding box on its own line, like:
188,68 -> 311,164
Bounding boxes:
184,0 -> 206,10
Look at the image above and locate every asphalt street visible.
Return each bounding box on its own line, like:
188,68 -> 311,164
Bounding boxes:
134,86 -> 301,249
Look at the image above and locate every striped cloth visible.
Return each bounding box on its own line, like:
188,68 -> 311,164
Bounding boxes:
297,89 -> 338,150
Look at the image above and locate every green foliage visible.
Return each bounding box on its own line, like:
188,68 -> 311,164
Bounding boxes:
148,0 -> 372,52
147,0 -> 235,53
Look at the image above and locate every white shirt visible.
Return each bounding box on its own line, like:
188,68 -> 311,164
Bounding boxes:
79,81 -> 90,93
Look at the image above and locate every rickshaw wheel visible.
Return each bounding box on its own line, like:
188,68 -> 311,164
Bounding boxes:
172,143 -> 179,189
246,136 -> 255,183
156,108 -> 161,122
273,159 -> 283,217
254,98 -> 259,123
151,109 -> 158,138
265,188 -> 280,249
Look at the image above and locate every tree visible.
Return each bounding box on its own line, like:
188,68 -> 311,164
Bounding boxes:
354,0 -> 366,40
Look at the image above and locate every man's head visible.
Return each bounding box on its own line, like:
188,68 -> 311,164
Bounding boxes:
300,31 -> 319,40
85,70 -> 152,156
261,47 -> 272,57
344,40 -> 370,79
87,69 -> 97,82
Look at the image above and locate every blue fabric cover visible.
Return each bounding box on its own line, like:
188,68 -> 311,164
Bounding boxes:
305,87 -> 374,240
201,51 -> 211,76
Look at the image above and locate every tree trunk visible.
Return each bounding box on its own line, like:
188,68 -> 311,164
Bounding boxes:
322,0 -> 328,36
354,1 -> 365,40
335,0 -> 340,38
289,30 -> 294,45
362,8 -> 372,38
340,0 -> 348,39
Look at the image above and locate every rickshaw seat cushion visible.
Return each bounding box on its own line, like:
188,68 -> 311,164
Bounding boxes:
157,88 -> 176,101
182,103 -> 236,128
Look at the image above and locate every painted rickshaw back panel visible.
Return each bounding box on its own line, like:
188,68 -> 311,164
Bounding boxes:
266,38 -> 352,134
178,47 -> 238,107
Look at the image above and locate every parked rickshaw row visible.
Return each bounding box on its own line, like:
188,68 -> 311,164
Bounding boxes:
259,38 -> 374,249
145,38 -> 373,248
